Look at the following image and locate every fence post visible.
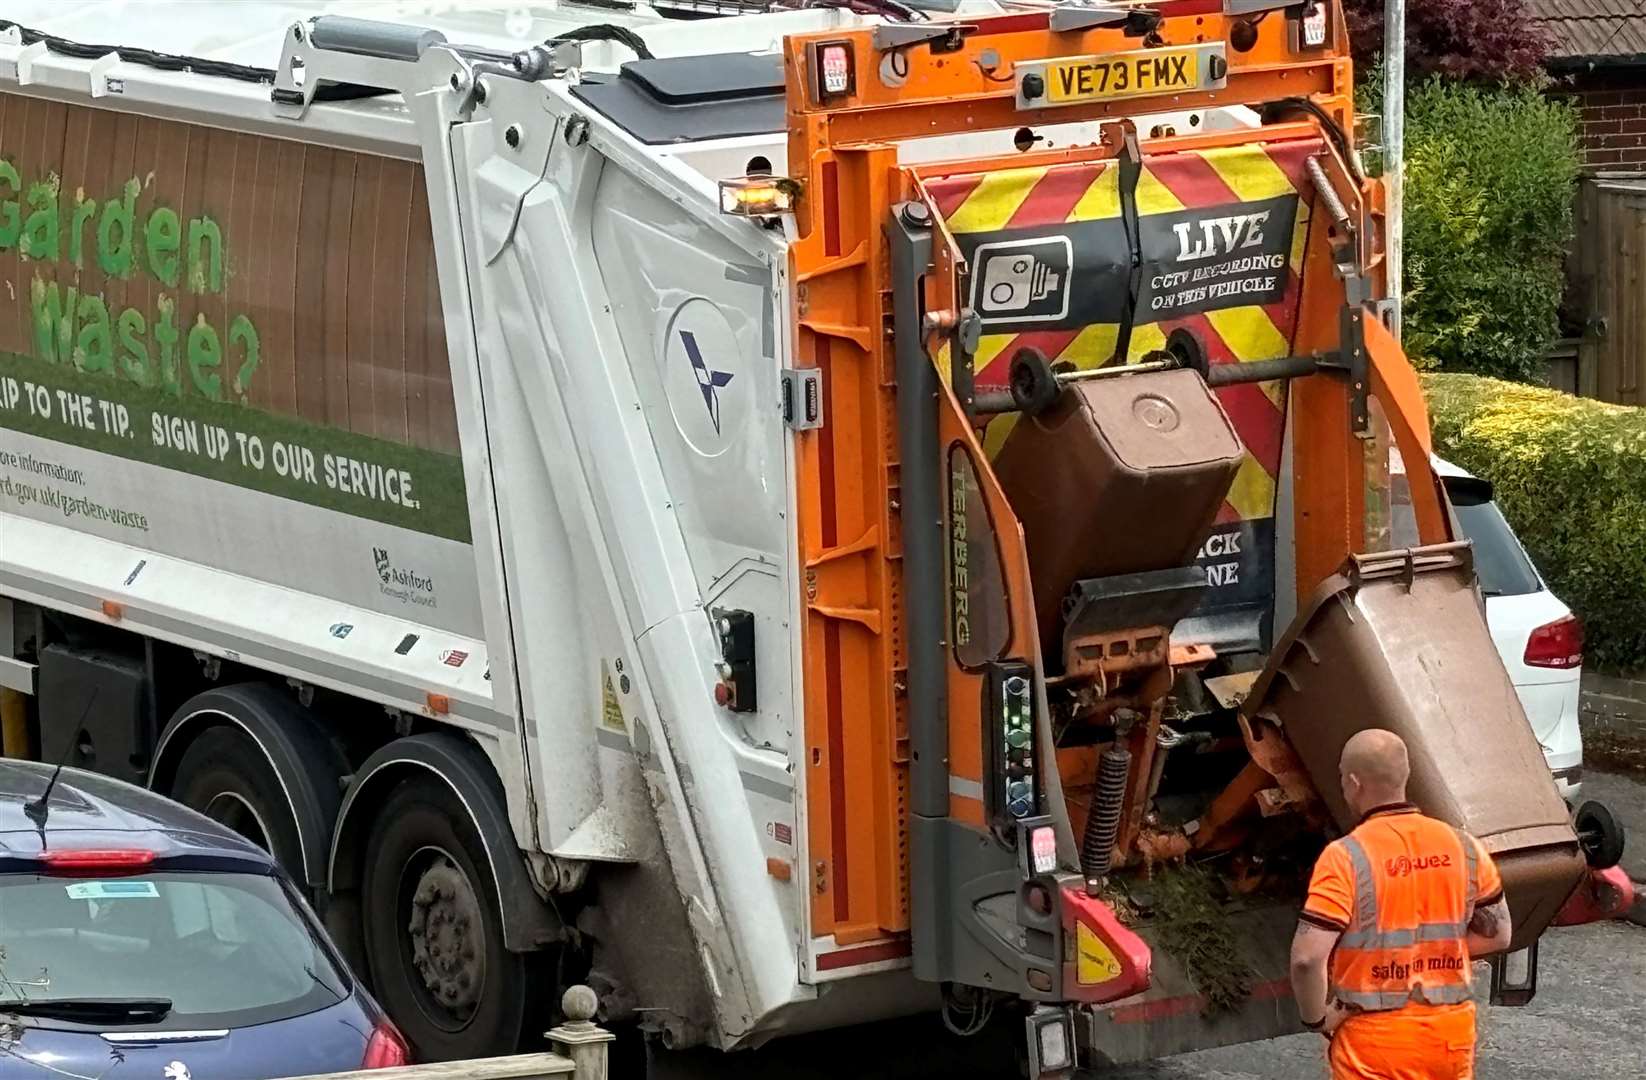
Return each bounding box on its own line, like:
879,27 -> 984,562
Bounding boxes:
548,985 -> 613,1080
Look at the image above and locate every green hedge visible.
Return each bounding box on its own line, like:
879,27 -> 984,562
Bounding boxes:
1364,79 -> 1580,381
1423,373 -> 1646,673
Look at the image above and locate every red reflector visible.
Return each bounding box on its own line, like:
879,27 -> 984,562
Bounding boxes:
362,1021 -> 411,1069
41,849 -> 156,874
1525,615 -> 1583,670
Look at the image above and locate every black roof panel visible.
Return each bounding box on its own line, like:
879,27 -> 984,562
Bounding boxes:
571,52 -> 785,145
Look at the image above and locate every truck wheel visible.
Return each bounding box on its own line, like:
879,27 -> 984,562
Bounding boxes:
171,725 -> 305,879
361,775 -> 539,1061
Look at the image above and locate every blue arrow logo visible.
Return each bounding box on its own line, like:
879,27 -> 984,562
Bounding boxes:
680,329 -> 734,435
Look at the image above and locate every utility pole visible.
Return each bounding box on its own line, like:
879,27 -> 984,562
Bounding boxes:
1384,0 -> 1405,340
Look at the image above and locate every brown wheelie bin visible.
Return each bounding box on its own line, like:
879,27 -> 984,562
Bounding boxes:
1241,544 -> 1585,950
993,368 -> 1243,653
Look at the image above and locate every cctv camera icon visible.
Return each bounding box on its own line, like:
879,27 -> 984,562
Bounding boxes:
971,236 -> 1073,324
982,255 -> 1059,313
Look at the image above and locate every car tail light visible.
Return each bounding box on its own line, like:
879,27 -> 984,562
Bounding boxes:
362,1020 -> 411,1069
40,849 -> 155,875
1525,615 -> 1583,670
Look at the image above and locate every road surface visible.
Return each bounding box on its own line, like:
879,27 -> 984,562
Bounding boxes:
1104,919 -> 1644,1079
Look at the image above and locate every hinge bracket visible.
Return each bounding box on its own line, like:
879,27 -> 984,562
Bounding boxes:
871,24 -> 973,54
782,368 -> 825,431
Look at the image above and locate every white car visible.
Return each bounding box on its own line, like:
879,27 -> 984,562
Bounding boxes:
1393,457 -> 1584,802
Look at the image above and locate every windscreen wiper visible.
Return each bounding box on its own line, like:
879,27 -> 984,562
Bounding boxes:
3,998 -> 173,1024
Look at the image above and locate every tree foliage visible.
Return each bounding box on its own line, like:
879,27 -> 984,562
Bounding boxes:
1343,0 -> 1551,84
1363,78 -> 1579,381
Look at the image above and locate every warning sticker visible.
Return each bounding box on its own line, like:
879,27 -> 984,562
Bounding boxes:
65,881 -> 159,901
970,236 -> 1074,326
1136,195 -> 1298,321
600,661 -> 627,734
1076,922 -> 1123,985
950,193 -> 1298,334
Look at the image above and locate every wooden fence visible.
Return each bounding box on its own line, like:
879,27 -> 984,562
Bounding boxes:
1567,173 -> 1646,403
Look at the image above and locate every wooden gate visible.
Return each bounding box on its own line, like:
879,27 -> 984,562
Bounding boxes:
1568,175 -> 1646,403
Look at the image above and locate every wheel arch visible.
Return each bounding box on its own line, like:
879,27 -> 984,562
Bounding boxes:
328,732 -> 561,953
150,682 -> 346,893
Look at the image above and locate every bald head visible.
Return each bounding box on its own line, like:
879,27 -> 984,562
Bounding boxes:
1339,729 -> 1410,817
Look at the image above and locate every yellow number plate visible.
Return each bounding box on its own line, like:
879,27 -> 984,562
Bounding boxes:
1036,46 -> 1208,106
1046,49 -> 1198,103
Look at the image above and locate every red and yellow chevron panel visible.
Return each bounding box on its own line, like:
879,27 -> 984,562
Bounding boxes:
922,137 -> 1323,528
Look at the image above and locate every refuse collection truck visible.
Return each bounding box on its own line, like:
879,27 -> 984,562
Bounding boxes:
0,0 -> 1630,1070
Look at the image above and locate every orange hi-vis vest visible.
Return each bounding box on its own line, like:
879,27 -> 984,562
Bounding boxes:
1303,805 -> 1504,1013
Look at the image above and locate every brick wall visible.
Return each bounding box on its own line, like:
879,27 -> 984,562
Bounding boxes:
1555,71 -> 1646,172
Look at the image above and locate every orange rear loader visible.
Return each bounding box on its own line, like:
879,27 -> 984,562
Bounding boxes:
782,1 -> 1629,1068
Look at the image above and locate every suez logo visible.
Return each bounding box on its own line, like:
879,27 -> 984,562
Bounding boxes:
1384,853 -> 1454,877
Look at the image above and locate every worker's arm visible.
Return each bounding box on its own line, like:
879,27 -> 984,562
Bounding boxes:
1466,895 -> 1512,957
1465,835 -> 1512,956
1290,922 -> 1343,1032
1295,840 -> 1355,1034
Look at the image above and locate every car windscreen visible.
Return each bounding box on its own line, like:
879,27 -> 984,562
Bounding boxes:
0,869 -> 349,1030
1392,482 -> 1542,597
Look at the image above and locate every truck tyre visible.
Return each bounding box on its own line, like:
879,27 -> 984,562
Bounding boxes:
361,774 -> 540,1062
172,725 -> 306,879
156,684 -> 347,899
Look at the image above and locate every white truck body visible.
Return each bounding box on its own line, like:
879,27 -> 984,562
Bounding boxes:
0,0 -> 1031,1049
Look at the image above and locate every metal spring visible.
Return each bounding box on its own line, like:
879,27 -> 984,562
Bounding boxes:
1082,745 -> 1132,888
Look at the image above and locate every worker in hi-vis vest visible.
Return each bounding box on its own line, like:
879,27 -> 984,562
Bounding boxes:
1290,729 -> 1513,1079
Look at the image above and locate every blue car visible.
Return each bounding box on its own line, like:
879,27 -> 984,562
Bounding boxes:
0,760 -> 408,1078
